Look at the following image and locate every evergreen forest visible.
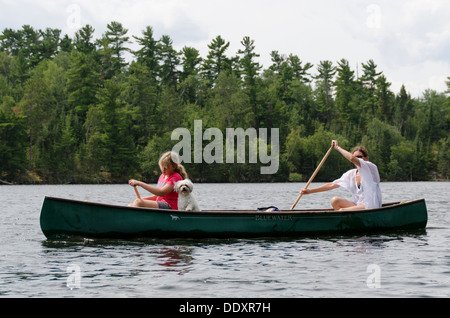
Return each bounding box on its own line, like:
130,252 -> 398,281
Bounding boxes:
0,23 -> 449,184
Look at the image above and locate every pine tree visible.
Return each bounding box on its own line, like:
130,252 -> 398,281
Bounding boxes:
237,36 -> 262,127
314,60 -> 336,123
73,25 -> 96,55
66,51 -> 101,119
38,28 -> 61,61
97,79 -> 136,180
180,46 -> 202,81
0,100 -> 27,180
125,60 -> 159,146
393,85 -> 414,134
360,59 -> 382,115
133,26 -> 160,78
334,59 -> 358,125
202,35 -> 232,86
375,75 -> 394,121
179,46 -> 203,104
159,35 -> 180,89
98,21 -> 130,78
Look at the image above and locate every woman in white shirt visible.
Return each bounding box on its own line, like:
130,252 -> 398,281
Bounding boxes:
300,140 -> 382,211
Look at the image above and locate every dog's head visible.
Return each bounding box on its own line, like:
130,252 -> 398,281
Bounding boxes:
174,179 -> 194,195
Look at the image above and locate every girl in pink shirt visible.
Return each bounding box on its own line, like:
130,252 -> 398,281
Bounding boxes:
128,152 -> 188,210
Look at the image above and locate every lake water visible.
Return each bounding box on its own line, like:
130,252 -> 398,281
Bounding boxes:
0,182 -> 449,298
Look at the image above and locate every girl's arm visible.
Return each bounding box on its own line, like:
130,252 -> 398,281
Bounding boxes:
332,140 -> 361,167
129,180 -> 174,197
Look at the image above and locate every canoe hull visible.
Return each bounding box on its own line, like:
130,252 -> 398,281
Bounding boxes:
40,197 -> 428,239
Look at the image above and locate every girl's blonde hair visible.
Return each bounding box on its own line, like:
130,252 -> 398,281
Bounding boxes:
158,151 -> 188,180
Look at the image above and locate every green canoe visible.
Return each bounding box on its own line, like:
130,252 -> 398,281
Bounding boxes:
40,196 -> 427,239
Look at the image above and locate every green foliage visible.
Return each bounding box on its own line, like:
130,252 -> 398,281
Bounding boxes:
0,24 -> 448,183
0,101 -> 27,180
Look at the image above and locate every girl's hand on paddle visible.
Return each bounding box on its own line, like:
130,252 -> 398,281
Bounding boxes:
128,179 -> 140,187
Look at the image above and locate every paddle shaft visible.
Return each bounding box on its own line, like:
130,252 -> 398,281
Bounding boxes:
134,186 -> 141,199
290,146 -> 334,210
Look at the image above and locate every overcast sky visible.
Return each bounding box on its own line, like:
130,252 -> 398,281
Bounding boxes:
1,0 -> 449,97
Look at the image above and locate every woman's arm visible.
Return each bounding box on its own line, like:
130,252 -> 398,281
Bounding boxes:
301,182 -> 339,195
332,140 -> 361,167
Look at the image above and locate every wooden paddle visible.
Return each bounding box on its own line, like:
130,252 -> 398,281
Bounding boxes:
290,146 -> 333,210
134,186 -> 141,199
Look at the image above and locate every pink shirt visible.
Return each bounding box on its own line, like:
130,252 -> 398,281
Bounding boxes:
156,172 -> 183,210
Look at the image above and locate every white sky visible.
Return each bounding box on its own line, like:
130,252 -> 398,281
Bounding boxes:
1,0 -> 449,97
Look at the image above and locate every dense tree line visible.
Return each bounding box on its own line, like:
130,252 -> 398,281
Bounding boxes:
0,23 -> 449,184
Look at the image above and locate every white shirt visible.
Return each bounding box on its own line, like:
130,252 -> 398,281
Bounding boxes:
332,158 -> 382,209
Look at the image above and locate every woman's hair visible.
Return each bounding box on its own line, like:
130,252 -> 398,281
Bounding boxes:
352,146 -> 369,158
159,151 -> 188,180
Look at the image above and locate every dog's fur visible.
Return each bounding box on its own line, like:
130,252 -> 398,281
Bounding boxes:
174,179 -> 201,211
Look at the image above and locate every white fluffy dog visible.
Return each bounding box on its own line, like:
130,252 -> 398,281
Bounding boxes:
174,179 -> 200,211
